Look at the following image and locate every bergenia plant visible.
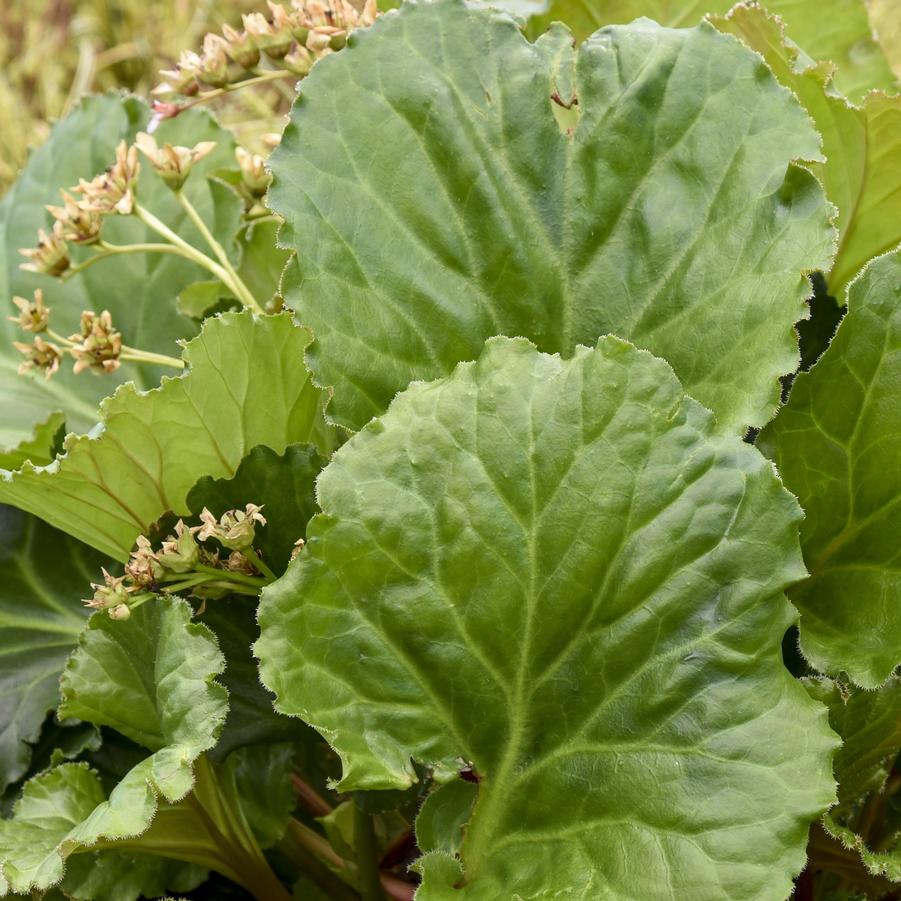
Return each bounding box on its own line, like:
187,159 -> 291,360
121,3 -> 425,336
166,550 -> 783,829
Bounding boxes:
0,0 -> 900,899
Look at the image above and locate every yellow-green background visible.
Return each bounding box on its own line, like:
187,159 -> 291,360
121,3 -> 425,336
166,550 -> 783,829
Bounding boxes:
0,0 -> 262,192
3,0 -> 899,194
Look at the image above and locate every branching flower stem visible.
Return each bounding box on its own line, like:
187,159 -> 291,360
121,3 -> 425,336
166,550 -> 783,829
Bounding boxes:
241,546 -> 277,581
45,327 -> 185,371
163,69 -> 298,115
194,562 -> 272,588
173,189 -> 262,312
62,241 -> 192,279
134,202 -> 264,313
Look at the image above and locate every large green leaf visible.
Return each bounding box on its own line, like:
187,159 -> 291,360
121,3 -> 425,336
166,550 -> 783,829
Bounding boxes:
0,505 -> 104,793
256,336 -> 837,900
0,598 -> 227,896
712,5 -> 901,301
758,250 -> 901,688
526,0 -> 896,100
0,312 -> 332,561
0,93 -> 243,447
269,0 -> 833,435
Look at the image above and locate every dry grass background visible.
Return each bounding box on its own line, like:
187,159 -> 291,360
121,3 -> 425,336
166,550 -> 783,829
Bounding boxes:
1,0 -> 898,196
0,0 -> 266,193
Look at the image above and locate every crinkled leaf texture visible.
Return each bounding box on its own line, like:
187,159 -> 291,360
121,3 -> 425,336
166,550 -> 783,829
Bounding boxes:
0,597 -> 226,896
759,249 -> 901,688
0,311 -> 332,561
257,336 -> 838,900
269,0 -> 834,435
807,677 -> 901,884
0,506 -> 104,793
0,93 -> 243,447
525,0 -> 896,101
713,4 -> 901,301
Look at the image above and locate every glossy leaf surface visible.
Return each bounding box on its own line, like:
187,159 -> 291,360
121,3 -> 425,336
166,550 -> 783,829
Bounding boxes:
258,336 -> 837,900
269,0 -> 833,434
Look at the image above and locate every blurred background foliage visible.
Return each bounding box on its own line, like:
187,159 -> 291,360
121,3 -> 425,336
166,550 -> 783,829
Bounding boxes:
0,0 -> 271,193
1,0 -> 899,196
869,0 -> 901,77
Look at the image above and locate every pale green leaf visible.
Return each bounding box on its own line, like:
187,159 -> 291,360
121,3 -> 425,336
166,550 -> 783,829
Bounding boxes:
0,506 -> 104,793
269,0 -> 834,435
870,0 -> 901,80
758,249 -> 901,687
58,598 -> 227,769
0,311 -> 333,561
712,4 -> 901,301
526,0 -> 896,100
236,219 -> 293,310
0,94 -> 244,447
415,781 -> 478,856
0,597 -> 227,895
257,336 -> 837,900
177,280 -> 234,319
0,411 -> 64,470
60,851 -> 206,901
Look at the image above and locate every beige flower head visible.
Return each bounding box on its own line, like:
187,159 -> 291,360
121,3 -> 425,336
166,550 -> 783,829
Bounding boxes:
243,8 -> 293,59
19,222 -> 71,277
14,335 -> 62,379
69,310 -> 122,376
221,23 -> 261,70
197,33 -> 230,86
158,520 -> 201,573
84,568 -> 132,611
126,534 -> 166,588
46,191 -> 103,244
236,147 -> 272,197
283,44 -> 314,75
154,58 -> 201,97
135,132 -> 217,190
72,141 -> 140,215
9,290 -> 50,333
197,503 -> 267,551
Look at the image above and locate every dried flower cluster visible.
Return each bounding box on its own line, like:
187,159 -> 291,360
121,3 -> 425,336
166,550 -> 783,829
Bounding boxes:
153,0 -> 378,102
69,310 -> 123,375
135,132 -> 217,190
17,135 -> 220,280
85,504 -> 272,619
10,297 -> 124,379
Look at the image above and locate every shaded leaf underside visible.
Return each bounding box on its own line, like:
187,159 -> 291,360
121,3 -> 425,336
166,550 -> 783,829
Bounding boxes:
0,312 -> 331,560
